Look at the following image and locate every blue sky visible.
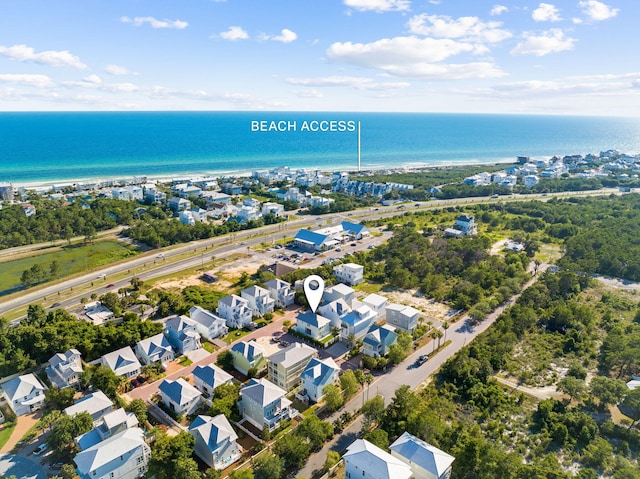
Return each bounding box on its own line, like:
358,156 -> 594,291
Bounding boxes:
0,0 -> 635,115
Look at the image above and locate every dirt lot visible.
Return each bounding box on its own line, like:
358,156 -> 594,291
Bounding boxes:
383,289 -> 454,322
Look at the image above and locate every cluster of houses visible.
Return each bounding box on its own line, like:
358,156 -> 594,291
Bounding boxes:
331,171 -> 414,197
293,221 -> 370,252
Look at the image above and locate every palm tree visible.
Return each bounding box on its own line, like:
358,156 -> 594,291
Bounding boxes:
442,321 -> 450,342
431,330 -> 443,353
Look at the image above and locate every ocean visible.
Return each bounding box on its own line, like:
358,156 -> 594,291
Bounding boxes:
1,111 -> 639,186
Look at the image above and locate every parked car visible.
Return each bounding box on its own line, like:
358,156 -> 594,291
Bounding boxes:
33,443 -> 48,456
280,340 -> 290,347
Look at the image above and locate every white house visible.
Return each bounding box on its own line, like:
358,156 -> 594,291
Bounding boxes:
74,427 -> 150,479
299,357 -> 340,403
238,378 -> 295,431
385,303 -> 420,333
189,414 -> 242,470
167,197 -> 191,212
189,306 -> 228,340
318,298 -> 352,329
100,346 -> 142,379
323,283 -> 356,307
217,294 -> 253,329
341,305 -> 377,343
135,333 -> 175,366
261,202 -> 285,217
241,285 -> 276,317
65,391 -> 114,423
343,438 -> 412,479
192,363 -> 233,398
294,311 -> 332,341
362,294 -> 388,320
389,431 -> 456,479
263,278 -> 295,308
523,175 -> 540,188
46,349 -> 83,389
453,215 -> 477,235
158,378 -> 202,416
2,374 -> 46,416
334,263 -> 364,286
164,315 -> 202,354
236,205 -> 261,222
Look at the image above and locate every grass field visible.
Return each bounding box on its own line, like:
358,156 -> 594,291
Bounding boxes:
0,240 -> 138,296
0,420 -> 16,451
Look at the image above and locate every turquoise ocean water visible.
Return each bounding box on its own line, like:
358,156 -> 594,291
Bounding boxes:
1,111 -> 639,185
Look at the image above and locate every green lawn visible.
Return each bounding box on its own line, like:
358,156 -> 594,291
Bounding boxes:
0,240 -> 138,296
0,421 -> 16,450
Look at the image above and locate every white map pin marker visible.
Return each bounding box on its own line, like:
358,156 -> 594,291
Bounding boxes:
303,275 -> 325,313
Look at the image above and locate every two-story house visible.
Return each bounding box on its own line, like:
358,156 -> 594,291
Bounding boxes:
333,263 -> 364,286
363,325 -> 398,358
2,373 -> 46,416
46,349 -> 83,389
385,303 -> 420,333
340,305 -> 377,343
238,378 -> 295,431
267,342 -> 317,391
241,285 -> 276,317
294,311 -> 332,341
192,363 -> 233,398
164,316 -> 202,355
230,340 -> 267,376
65,390 -> 114,423
189,306 -> 228,340
263,278 -> 295,308
217,294 -> 253,329
99,346 -> 141,379
189,414 -> 242,470
135,333 -> 175,366
299,357 -> 340,403
158,378 -> 202,416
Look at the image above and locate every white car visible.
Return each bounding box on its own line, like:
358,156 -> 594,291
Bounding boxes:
33,443 -> 48,455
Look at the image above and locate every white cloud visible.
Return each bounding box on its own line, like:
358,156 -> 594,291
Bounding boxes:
294,89 -> 324,98
490,5 -> 508,16
510,29 -> 576,56
286,75 -> 410,90
104,64 -> 137,76
407,14 -> 512,44
220,26 -> 249,41
0,44 -> 87,69
343,0 -> 410,13
532,3 -> 562,22
82,74 -> 102,84
120,16 -> 188,29
0,73 -> 53,88
261,29 -> 298,43
578,0 -> 619,21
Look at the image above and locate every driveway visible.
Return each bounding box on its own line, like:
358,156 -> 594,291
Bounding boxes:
0,454 -> 47,479
0,411 -> 41,454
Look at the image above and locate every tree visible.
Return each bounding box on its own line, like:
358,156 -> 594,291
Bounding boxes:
90,364 -> 123,399
323,384 -> 344,412
228,470 -> 254,479
619,389 -> 640,429
48,412 -> 93,459
273,433 -> 310,469
251,453 -> 284,479
148,431 -> 196,479
125,398 -> 148,424
361,395 -> 385,430
60,464 -> 77,479
323,450 -> 341,474
216,349 -> 234,371
45,387 -> 76,410
210,382 -> 240,420
589,376 -> 627,408
387,343 -> 406,365
431,329 -> 443,352
204,468 -> 222,479
339,370 -> 358,400
363,428 -> 389,450
297,415 -> 334,451
557,376 -> 586,402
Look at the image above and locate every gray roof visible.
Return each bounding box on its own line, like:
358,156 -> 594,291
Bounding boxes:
1,374 -> 45,403
267,342 -> 316,368
189,414 -> 238,451
344,439 -> 412,479
65,391 -> 113,418
389,431 -> 455,477
263,278 -> 291,290
192,363 -> 233,390
165,315 -> 198,332
241,378 -> 290,408
189,306 -> 226,328
241,285 -> 270,298
218,294 -> 248,308
74,427 -> 146,475
101,346 -> 141,377
158,378 -> 201,406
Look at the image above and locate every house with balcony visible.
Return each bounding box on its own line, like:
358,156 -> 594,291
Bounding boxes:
238,378 -> 295,431
217,294 -> 253,329
135,333 -> 175,366
74,427 -> 150,479
385,303 -> 420,333
294,311 -> 332,341
299,357 -> 340,403
241,285 -> 276,317
318,298 -> 352,329
190,414 -> 242,470
158,378 -> 202,416
343,438 -> 412,479
192,363 -> 233,398
2,373 -> 46,416
334,263 -> 364,286
76,408 -> 139,450
261,202 -> 285,218
267,342 -> 317,391
46,349 -> 83,389
230,340 -> 267,376
341,305 -> 377,343
189,306 -> 228,340
100,346 -> 141,379
164,316 -> 202,355
65,391 -> 114,423
389,431 -> 456,479
263,278 -> 295,308
363,325 -> 398,358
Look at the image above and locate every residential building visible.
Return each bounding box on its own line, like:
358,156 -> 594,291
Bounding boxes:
230,340 -> 267,376
389,431 -> 456,479
0,182 -> 13,201
241,285 -> 276,317
144,188 -> 166,204
343,438 -> 412,479
46,349 -> 83,389
179,210 -> 196,225
65,391 -> 114,422
189,414 -> 242,470
135,333 -> 175,366
167,197 -> 191,212
263,278 -> 295,308
100,346 -> 142,379
164,315 -> 202,354
1,373 -> 46,416
267,342 -> 317,391
192,363 -> 233,398
334,263 -> 364,286
217,294 -> 253,329
294,311 -> 332,341
236,205 -> 261,222
386,303 -> 420,333
158,378 -> 202,416
261,202 -> 285,217
238,378 -> 295,431
84,301 -> 114,325
74,427 -> 150,479
363,325 -> 398,358
362,293 -> 388,320
318,298 -> 352,329
76,408 -> 139,450
299,357 -> 340,403
189,306 -> 228,340
341,305 -> 377,343
323,283 -> 356,307
453,214 -> 477,235
523,175 -> 540,188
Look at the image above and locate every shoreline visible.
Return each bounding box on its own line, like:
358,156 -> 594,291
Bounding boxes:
8,158 -> 517,190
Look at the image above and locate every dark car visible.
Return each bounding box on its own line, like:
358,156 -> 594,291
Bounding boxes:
416,354 -> 429,366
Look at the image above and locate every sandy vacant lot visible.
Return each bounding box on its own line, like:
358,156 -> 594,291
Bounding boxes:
383,289 -> 454,323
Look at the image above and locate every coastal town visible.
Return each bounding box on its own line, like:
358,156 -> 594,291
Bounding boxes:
1,150 -> 640,479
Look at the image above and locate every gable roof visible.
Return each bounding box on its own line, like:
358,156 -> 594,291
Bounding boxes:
165,315 -> 197,332
136,333 -> 173,358
101,346 -> 141,377
344,438 -> 412,479
364,325 -> 398,348
218,294 -> 249,308
74,427 -> 146,475
189,414 -> 238,451
65,391 -> 113,418
294,229 -> 330,247
341,221 -> 368,236
2,373 -> 45,402
189,306 -> 226,328
192,363 -> 233,390
267,342 -> 317,368
231,340 -> 265,362
296,311 -> 331,329
301,357 -> 339,388
389,431 -> 455,477
241,285 -> 270,298
263,278 -> 291,290
241,378 -> 290,408
158,378 -> 201,406
318,299 -> 351,317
